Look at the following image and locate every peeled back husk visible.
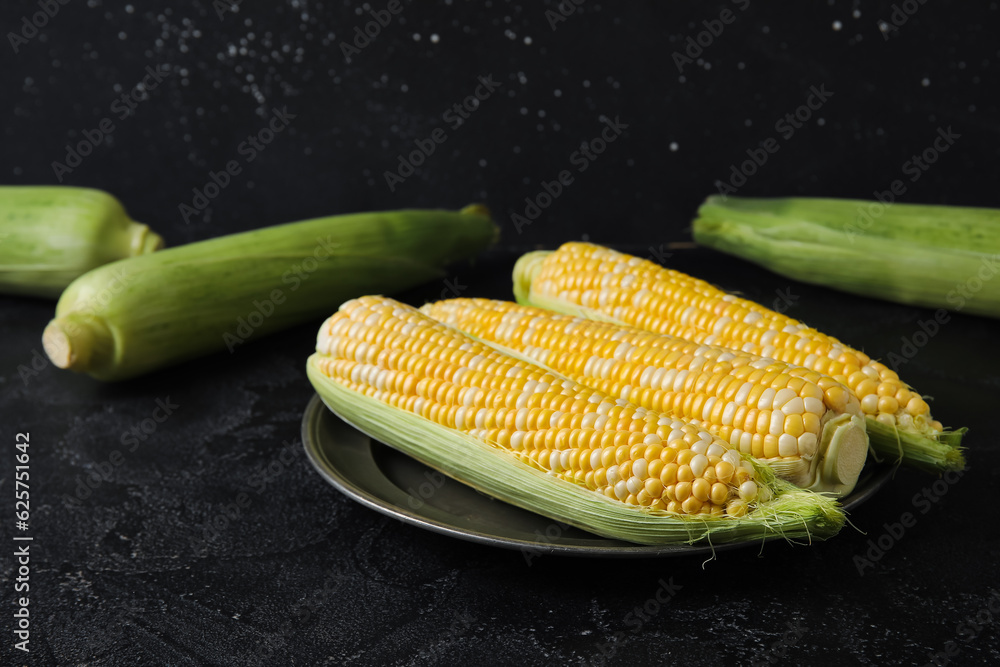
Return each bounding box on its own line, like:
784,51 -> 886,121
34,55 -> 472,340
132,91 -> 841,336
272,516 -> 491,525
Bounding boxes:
306,355 -> 845,547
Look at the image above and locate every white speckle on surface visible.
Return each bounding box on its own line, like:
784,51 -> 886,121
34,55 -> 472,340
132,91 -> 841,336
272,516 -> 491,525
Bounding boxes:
523,36 -> 533,45
430,33 -> 440,43
412,33 -> 421,41
817,118 -> 826,126
921,78 -> 930,86
582,79 -> 590,88
853,9 -> 861,18
519,107 -> 528,115
553,89 -> 562,97
737,62 -> 745,70
537,109 -> 546,118
832,20 -> 842,31
669,142 -> 679,152
478,159 -> 487,167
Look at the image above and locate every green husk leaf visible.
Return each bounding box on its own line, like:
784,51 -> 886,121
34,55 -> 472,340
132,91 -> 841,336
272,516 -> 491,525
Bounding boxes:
307,354 -> 845,546
865,417 -> 966,473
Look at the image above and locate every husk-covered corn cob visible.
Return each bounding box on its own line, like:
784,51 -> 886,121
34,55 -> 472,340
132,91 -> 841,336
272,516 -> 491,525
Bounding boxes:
0,186 -> 163,298
43,205 -> 497,381
513,242 -> 965,474
423,298 -> 868,495
693,195 -> 1000,318
307,296 -> 845,545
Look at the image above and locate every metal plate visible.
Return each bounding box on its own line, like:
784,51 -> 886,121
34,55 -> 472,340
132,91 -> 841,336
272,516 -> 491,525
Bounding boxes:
301,394 -> 894,558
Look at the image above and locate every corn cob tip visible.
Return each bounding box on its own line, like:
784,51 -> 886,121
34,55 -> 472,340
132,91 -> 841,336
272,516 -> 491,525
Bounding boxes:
512,250 -> 551,303
458,204 -> 501,244
127,221 -> 165,256
42,314 -> 114,375
459,203 -> 491,219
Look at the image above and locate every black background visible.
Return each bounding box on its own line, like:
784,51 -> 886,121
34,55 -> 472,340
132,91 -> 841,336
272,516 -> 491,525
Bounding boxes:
2,1 -> 1000,665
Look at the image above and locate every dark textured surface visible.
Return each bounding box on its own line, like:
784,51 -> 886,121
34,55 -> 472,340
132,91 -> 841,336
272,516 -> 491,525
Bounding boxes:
2,1 -> 1000,666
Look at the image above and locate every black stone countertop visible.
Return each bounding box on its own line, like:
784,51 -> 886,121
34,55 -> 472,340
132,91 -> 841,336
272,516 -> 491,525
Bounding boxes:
2,2 -> 1000,666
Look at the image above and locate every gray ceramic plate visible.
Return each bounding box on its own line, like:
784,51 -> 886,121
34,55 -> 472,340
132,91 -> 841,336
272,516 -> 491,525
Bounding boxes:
301,394 -> 894,558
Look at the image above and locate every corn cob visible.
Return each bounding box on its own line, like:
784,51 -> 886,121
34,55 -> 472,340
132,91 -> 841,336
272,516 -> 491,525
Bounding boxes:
307,296 -> 845,545
513,242 -> 965,473
43,205 -> 497,381
693,195 -> 1000,318
0,186 -> 163,298
423,298 -> 868,495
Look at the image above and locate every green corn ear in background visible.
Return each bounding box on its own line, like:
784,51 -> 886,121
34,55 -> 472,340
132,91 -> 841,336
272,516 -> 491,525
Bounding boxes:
692,195 -> 1000,319
42,205 -> 498,381
0,186 -> 164,298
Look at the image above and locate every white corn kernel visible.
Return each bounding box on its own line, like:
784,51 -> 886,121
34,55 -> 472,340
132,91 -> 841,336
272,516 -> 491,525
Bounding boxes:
707,443 -> 727,458
778,434 -> 798,457
798,433 -> 818,456
626,476 -> 643,495
758,387 -> 776,410
773,388 -> 797,409
804,397 -> 824,414
783,397 -> 804,415
690,454 -> 709,477
769,409 -> 786,436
